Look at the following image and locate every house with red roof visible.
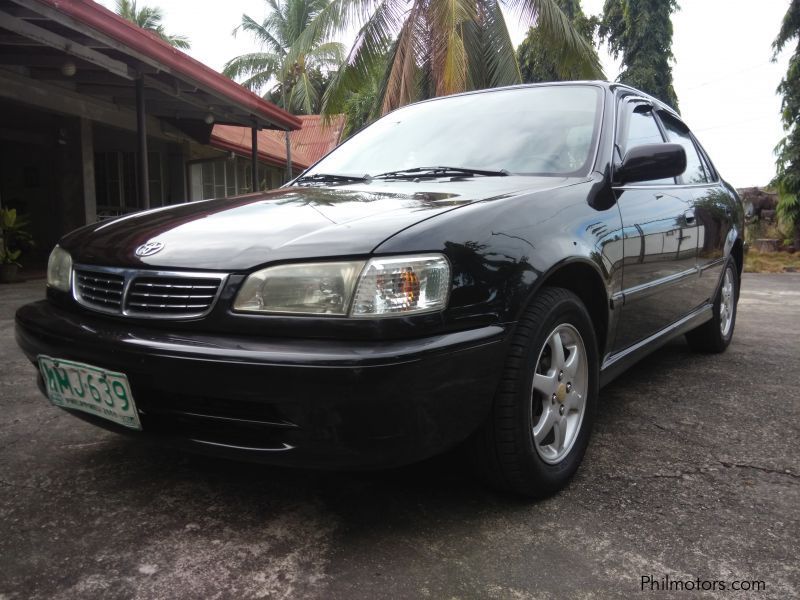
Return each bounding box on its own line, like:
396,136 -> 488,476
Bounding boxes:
0,0 -> 310,267
186,115 -> 347,202
271,114 -> 347,165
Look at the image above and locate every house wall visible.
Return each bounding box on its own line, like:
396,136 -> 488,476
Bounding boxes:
0,99 -> 190,267
0,101 -> 84,264
92,124 -> 187,213
0,95 -> 295,269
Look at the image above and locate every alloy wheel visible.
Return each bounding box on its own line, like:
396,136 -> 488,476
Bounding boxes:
720,266 -> 735,337
530,324 -> 589,464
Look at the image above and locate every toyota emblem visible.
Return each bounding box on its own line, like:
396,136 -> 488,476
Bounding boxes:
135,241 -> 165,257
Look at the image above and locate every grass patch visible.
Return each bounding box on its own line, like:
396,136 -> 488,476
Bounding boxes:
744,250 -> 800,273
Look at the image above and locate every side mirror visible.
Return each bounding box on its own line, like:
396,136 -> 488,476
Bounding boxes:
616,143 -> 687,185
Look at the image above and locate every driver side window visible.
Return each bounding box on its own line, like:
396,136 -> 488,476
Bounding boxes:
620,106 -> 675,185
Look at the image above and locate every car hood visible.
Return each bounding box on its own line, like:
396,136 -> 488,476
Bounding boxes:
63,177 -> 575,270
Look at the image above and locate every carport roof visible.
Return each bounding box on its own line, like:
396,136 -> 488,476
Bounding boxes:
0,0 -> 302,131
211,125 -> 314,170
210,115 -> 346,171
264,115 -> 346,164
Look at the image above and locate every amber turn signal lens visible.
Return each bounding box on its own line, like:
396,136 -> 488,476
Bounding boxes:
399,268 -> 420,304
351,255 -> 450,317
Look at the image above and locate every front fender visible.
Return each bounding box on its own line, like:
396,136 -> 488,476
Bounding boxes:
373,180 -> 624,336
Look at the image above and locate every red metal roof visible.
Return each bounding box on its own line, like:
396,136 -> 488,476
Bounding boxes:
36,0 -> 302,131
211,125 -> 314,170
210,115 -> 345,170
269,115 -> 346,164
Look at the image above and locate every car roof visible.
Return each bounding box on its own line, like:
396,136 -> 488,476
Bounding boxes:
397,81 -> 681,120
607,83 -> 681,118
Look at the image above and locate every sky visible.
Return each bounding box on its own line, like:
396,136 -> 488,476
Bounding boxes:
101,0 -> 794,188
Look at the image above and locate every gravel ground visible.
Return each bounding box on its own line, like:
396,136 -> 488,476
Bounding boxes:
0,274 -> 798,599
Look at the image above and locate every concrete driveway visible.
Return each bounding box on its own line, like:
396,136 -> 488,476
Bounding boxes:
1,274 -> 798,599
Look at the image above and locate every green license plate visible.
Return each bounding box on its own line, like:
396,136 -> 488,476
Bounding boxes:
37,356 -> 142,431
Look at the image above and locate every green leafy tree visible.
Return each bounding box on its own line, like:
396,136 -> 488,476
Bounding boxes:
340,56 -> 387,137
223,0 -> 345,115
773,0 -> 800,249
292,0 -> 603,119
599,0 -> 679,109
115,0 -> 190,49
0,208 -> 33,266
517,0 -> 599,83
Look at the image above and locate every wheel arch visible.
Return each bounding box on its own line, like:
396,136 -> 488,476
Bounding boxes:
731,237 -> 744,279
515,258 -> 611,357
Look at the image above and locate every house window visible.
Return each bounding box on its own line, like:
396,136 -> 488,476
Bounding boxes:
148,152 -> 163,206
226,160 -> 236,197
94,151 -> 163,216
189,158 -> 279,200
95,152 -> 121,208
191,160 -> 230,200
242,163 -> 269,194
121,152 -> 137,207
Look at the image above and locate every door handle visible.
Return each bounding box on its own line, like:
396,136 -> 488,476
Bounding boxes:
684,209 -> 696,225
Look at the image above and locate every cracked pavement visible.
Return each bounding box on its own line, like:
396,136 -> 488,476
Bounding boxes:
1,274 -> 798,599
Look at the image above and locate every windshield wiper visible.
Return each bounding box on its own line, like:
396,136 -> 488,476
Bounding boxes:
295,173 -> 369,185
296,167 -> 509,185
371,166 -> 509,180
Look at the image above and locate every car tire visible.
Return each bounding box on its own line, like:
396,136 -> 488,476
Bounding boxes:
471,287 -> 599,498
685,258 -> 738,354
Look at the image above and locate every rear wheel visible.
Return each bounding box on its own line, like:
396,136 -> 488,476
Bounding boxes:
472,287 -> 599,497
686,259 -> 738,353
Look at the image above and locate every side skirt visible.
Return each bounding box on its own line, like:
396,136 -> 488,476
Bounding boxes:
599,303 -> 713,388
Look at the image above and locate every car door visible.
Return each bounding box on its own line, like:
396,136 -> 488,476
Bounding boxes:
611,99 -> 700,351
657,111 -> 731,304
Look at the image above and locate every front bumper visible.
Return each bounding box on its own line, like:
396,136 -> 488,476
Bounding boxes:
15,301 -> 508,469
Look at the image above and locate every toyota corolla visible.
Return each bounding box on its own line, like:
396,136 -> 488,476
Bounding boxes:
15,82 -> 744,497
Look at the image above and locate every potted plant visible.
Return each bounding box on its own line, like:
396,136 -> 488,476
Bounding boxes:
0,208 -> 33,283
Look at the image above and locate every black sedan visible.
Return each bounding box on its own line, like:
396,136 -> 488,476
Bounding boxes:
15,82 -> 744,497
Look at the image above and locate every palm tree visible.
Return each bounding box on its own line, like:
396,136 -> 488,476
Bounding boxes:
296,0 -> 603,117
517,0 -> 599,84
223,0 -> 345,115
340,55 -> 385,137
115,0 -> 191,49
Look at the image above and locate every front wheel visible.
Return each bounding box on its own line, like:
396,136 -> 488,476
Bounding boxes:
686,258 -> 739,353
471,287 -> 599,498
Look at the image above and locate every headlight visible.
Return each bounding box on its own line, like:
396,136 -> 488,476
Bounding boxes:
234,254 -> 451,317
234,261 -> 365,315
46,245 -> 72,292
351,255 -> 450,317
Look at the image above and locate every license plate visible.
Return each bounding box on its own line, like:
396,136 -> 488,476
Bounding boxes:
37,356 -> 142,431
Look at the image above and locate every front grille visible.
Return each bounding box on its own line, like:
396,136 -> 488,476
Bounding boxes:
73,266 -> 226,319
74,270 -> 125,311
126,276 -> 221,316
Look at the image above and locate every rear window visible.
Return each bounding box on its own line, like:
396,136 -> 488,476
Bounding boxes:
658,113 -> 709,184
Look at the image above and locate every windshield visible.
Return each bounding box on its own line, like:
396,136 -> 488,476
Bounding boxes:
304,85 -> 603,179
